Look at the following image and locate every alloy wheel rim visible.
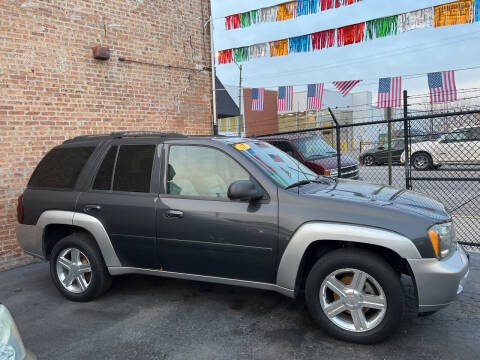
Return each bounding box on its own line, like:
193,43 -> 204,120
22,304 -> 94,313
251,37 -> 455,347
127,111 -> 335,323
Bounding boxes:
56,248 -> 92,294
414,155 -> 428,169
319,268 -> 387,333
365,156 -> 374,166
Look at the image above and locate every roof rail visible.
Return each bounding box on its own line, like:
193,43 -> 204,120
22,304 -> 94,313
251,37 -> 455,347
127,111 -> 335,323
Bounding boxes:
63,131 -> 188,144
110,131 -> 187,138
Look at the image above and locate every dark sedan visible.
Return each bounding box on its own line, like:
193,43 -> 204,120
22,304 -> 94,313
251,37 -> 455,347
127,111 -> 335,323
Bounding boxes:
359,138 -> 406,166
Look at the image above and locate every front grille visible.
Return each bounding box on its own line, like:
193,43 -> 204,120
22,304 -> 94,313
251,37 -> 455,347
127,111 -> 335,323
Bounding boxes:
340,165 -> 360,179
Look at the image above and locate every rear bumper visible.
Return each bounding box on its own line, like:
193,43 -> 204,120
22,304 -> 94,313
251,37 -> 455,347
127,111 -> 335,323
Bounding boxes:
408,244 -> 470,312
16,224 -> 44,259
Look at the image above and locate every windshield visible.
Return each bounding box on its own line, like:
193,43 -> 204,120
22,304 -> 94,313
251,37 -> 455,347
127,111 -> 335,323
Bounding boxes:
233,141 -> 317,188
291,136 -> 337,160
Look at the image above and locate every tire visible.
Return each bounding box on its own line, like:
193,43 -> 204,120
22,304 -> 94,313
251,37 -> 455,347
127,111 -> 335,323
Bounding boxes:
363,155 -> 375,166
50,232 -> 112,302
305,248 -> 404,344
411,152 -> 432,171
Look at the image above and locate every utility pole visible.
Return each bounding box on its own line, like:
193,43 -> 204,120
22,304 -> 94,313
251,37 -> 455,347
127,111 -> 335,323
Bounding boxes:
403,90 -> 410,189
237,64 -> 242,137
385,107 -> 393,186
204,17 -> 217,135
296,101 -> 300,130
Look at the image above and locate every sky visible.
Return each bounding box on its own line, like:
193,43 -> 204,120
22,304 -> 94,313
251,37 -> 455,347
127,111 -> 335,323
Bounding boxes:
211,0 -> 480,102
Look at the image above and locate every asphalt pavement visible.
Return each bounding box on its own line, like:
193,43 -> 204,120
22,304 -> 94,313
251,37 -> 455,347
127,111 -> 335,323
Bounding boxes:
1,254 -> 479,360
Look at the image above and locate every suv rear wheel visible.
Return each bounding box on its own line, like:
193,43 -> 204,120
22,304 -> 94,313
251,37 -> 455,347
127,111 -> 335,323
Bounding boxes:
50,232 -> 112,302
305,248 -> 404,344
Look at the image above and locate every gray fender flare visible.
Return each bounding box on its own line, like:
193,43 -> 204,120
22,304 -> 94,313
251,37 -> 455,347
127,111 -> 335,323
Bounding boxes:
275,222 -> 421,291
36,210 -> 122,268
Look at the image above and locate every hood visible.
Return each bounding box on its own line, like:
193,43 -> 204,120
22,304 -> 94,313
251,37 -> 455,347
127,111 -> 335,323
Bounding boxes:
304,178 -> 450,222
305,154 -> 358,170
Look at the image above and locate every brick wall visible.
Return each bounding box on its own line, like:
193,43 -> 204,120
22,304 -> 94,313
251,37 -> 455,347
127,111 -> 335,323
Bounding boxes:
243,88 -> 278,137
0,0 -> 213,270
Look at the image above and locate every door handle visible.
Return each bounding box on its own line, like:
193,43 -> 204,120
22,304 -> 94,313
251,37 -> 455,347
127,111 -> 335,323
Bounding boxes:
164,210 -> 184,219
84,205 -> 101,212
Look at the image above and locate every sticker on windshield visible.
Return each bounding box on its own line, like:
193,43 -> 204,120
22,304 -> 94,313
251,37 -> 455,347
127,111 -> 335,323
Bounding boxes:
234,143 -> 251,151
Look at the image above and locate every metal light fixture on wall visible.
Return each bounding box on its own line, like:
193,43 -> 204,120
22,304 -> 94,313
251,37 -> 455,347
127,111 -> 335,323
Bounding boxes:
92,23 -> 123,61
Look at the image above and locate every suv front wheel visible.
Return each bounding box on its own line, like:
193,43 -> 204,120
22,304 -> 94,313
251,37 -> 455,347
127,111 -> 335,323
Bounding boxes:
50,232 -> 112,302
305,248 -> 404,344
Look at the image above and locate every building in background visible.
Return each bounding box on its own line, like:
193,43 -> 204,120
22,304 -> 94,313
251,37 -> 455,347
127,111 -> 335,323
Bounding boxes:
216,77 -> 239,119
218,87 -> 402,145
0,0 -> 213,270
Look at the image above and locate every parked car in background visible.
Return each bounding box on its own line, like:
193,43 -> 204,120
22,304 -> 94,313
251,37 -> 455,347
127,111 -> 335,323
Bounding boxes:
0,304 -> 36,360
264,135 -> 360,179
16,132 -> 470,344
401,126 -> 480,170
359,139 -> 406,166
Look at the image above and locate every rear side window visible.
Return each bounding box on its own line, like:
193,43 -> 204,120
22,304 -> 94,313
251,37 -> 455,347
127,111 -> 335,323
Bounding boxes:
28,147 -> 95,189
269,141 -> 299,160
93,146 -> 118,190
112,145 -> 155,193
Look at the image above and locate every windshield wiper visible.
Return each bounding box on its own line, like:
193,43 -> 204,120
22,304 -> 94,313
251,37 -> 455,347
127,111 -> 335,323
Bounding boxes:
285,180 -> 314,190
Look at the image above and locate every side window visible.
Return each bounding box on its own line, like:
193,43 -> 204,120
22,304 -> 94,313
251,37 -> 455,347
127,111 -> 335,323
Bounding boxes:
167,146 -> 250,198
445,130 -> 468,143
111,145 -> 156,193
92,146 -> 118,190
28,146 -> 95,189
467,128 -> 480,141
270,141 -> 298,159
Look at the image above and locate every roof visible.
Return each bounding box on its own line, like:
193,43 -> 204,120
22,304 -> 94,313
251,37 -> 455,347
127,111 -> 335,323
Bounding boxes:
216,77 -> 239,119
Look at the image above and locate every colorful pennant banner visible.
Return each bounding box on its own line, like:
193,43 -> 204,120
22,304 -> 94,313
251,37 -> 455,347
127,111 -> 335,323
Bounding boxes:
337,23 -> 365,47
398,8 -> 434,32
366,16 -> 398,40
218,1 -> 480,65
225,0 -> 362,30
434,0 -> 475,27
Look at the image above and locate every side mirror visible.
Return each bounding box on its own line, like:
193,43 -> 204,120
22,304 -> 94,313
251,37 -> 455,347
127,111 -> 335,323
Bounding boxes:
228,180 -> 263,202
377,146 -> 384,150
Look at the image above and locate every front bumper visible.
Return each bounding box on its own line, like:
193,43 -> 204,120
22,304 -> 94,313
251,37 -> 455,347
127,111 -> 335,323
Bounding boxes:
408,244 -> 469,312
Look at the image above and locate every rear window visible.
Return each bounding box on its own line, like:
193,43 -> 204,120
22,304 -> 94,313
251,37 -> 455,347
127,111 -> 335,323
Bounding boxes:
28,146 -> 95,189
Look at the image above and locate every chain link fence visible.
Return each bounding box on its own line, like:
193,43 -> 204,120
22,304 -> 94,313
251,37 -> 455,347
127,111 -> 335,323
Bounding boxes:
257,109 -> 480,250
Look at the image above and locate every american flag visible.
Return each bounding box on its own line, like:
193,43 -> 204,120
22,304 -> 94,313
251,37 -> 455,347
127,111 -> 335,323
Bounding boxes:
277,86 -> 293,112
377,77 -> 402,108
428,71 -> 457,104
332,80 -> 361,96
251,88 -> 265,111
306,83 -> 324,110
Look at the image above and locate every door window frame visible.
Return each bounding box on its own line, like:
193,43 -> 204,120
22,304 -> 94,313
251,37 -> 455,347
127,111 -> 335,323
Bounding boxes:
85,141 -> 162,196
160,143 -> 269,203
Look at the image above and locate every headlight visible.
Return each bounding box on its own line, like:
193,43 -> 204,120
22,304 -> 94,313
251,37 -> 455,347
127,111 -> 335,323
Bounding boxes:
428,222 -> 456,259
0,305 -> 26,360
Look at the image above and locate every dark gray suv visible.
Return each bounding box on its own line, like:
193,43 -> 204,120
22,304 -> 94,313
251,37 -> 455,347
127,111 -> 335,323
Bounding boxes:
16,132 -> 469,344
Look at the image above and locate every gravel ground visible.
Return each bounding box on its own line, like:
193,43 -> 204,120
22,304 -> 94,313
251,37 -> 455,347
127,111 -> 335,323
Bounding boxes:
0,254 -> 479,360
